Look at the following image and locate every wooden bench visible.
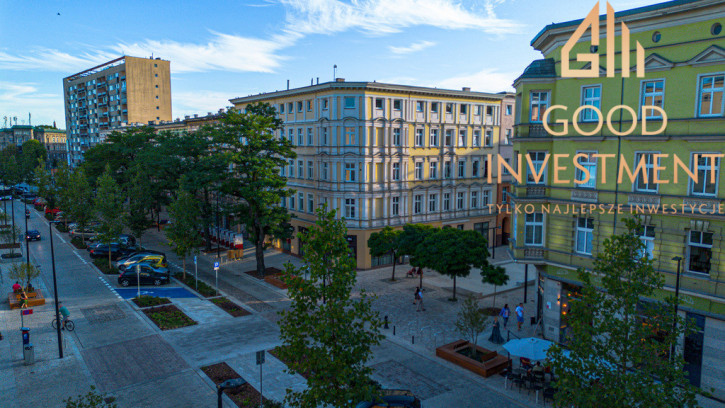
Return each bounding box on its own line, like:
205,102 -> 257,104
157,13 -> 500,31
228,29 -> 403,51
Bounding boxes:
8,290 -> 46,309
436,340 -> 511,378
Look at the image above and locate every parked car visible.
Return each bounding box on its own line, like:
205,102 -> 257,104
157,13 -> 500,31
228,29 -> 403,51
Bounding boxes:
44,207 -> 61,215
0,193 -> 12,201
117,253 -> 168,270
89,234 -> 136,246
25,230 -> 41,241
89,243 -> 140,260
69,228 -> 98,240
117,264 -> 170,287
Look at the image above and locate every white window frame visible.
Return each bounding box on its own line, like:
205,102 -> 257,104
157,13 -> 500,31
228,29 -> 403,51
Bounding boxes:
633,152 -> 659,193
470,191 -> 478,209
472,159 -> 479,177
444,161 -> 452,179
687,230 -> 713,274
443,193 -> 451,211
392,196 -> 400,216
322,127 -> 328,145
640,79 -> 665,119
345,198 -> 356,218
298,192 -> 305,212
428,194 -> 437,212
414,162 -> 423,180
308,193 -> 314,212
345,127 -> 356,146
580,85 -> 602,122
416,101 -> 425,112
690,153 -> 720,197
307,161 -> 314,179
344,163 -> 356,182
575,151 -> 597,189
696,73 -> 725,118
484,129 -> 493,147
415,129 -> 424,147
392,162 -> 401,181
414,194 -> 423,214
297,128 -> 304,145
307,128 -> 313,145
458,129 -> 467,147
529,91 -> 550,123
483,190 -> 490,206
575,217 -> 594,255
393,128 -> 401,146
430,129 -> 439,147
524,213 -> 544,246
638,225 -> 655,259
473,130 -> 481,147
322,162 -> 329,180
456,192 -> 465,210
527,151 -> 547,185
444,130 -> 453,146
375,98 -> 384,110
429,161 -> 438,179
458,160 -> 466,178
393,99 -> 402,111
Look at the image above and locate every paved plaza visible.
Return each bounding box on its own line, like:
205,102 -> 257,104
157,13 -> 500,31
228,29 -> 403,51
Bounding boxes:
1,199 -> 723,408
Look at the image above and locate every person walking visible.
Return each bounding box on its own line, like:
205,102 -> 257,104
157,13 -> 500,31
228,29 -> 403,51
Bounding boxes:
413,287 -> 420,305
19,290 -> 28,309
500,304 -> 510,328
416,288 -> 426,311
489,316 -> 504,344
515,303 -> 524,331
59,302 -> 70,330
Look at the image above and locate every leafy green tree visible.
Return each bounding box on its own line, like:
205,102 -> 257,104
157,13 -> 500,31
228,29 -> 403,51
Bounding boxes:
9,262 -> 40,290
215,104 -> 296,277
368,226 -> 403,281
278,206 -> 383,408
54,163 -> 72,227
94,165 -> 124,269
124,167 -> 154,245
66,169 -> 93,239
20,139 -> 47,181
417,228 -> 490,301
397,223 -> 435,288
0,225 -> 21,257
166,184 -> 202,280
64,385 -> 117,408
34,162 -> 58,209
455,295 -> 488,346
482,265 -> 508,309
548,219 -> 699,408
81,127 -> 156,186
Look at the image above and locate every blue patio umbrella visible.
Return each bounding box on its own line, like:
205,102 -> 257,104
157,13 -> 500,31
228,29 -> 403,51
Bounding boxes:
502,337 -> 553,361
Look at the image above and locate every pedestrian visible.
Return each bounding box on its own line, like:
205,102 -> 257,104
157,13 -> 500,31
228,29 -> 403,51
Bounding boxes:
59,302 -> 70,330
500,304 -> 510,328
516,303 -> 524,331
12,281 -> 22,294
413,287 -> 420,305
416,288 -> 426,311
489,316 -> 504,344
19,290 -> 28,309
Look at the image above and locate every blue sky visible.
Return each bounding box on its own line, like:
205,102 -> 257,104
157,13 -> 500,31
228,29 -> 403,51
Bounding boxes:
0,0 -> 662,128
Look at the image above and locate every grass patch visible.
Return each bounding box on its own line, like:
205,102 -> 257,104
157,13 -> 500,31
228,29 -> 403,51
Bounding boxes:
201,362 -> 281,407
211,297 -> 250,317
70,236 -> 88,249
92,258 -> 118,275
174,272 -> 216,297
133,295 -> 171,308
143,305 -> 196,330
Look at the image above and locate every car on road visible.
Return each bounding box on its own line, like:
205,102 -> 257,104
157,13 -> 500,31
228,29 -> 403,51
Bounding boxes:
89,243 -> 140,260
26,230 -> 41,241
0,193 -> 12,201
117,263 -> 170,287
117,253 -> 168,270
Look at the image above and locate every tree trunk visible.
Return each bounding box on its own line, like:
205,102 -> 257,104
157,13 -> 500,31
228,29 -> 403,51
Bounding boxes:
452,275 -> 457,301
255,231 -> 266,278
203,189 -> 212,251
108,244 -> 112,270
391,253 -> 397,281
182,257 -> 186,280
419,267 -> 423,290
492,285 -> 498,309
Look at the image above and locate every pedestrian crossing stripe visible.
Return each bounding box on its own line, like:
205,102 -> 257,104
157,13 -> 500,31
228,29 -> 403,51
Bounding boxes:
98,276 -> 123,300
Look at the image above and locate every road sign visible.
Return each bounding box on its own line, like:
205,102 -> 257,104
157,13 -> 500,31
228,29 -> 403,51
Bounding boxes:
21,309 -> 33,316
256,350 -> 265,365
193,255 -> 197,265
214,261 -> 219,271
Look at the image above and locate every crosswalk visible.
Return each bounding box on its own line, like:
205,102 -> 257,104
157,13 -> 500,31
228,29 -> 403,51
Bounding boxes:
98,276 -> 123,300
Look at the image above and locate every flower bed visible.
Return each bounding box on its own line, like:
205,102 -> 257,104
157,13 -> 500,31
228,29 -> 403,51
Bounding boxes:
173,272 -> 216,297
143,305 -> 196,330
211,297 -> 250,317
201,362 -> 281,407
92,258 -> 118,275
71,236 -> 87,249
133,295 -> 171,308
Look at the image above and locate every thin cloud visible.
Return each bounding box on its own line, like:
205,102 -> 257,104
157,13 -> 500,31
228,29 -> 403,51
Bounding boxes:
172,90 -> 233,120
389,41 -> 436,55
437,68 -> 517,93
0,82 -> 64,126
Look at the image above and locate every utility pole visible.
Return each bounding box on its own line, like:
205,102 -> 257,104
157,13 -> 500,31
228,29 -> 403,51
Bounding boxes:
49,221 -> 63,358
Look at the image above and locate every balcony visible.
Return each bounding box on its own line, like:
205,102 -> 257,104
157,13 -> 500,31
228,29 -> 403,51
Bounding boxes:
526,185 -> 546,197
571,189 -> 598,202
627,193 -> 660,206
528,124 -> 548,137
524,247 -> 545,259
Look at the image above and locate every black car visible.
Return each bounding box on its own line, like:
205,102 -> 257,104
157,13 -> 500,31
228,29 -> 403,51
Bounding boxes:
117,264 -> 170,286
26,230 -> 41,241
89,243 -> 139,260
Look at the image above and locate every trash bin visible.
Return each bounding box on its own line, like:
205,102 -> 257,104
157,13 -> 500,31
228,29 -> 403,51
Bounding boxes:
23,343 -> 34,365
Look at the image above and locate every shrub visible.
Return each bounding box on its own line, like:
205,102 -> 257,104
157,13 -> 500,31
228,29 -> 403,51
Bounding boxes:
56,224 -> 69,233
63,385 -> 117,408
92,258 -> 118,274
45,212 -> 55,221
174,272 -> 216,297
133,295 -> 171,308
71,236 -> 87,249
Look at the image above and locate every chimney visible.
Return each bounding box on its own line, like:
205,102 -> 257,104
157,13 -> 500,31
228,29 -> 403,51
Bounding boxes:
184,115 -> 190,119
287,80 -> 290,90
194,114 -> 198,118
462,87 -> 471,92
336,78 -> 345,82
316,77 -> 319,84
311,78 -> 314,85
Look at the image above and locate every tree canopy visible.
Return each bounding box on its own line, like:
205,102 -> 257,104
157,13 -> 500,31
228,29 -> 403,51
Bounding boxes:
368,226 -> 403,281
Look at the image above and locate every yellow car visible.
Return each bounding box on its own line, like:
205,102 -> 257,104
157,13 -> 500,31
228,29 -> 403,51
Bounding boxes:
116,253 -> 167,270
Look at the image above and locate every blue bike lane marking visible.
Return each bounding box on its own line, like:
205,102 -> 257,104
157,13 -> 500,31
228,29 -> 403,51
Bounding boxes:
114,287 -> 197,299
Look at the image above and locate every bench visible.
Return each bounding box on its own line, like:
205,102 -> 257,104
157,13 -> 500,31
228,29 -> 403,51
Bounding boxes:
8,290 -> 46,309
436,340 -> 511,378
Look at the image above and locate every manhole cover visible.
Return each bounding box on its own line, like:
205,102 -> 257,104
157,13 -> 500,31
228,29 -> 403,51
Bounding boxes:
81,303 -> 126,324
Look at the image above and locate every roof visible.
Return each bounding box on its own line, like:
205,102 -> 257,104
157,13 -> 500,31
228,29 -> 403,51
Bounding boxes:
230,81 -> 506,104
517,59 -> 557,80
531,0 -> 708,46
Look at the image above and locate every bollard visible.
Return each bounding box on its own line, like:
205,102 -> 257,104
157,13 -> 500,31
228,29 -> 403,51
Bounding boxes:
393,325 -> 396,336
412,336 -> 415,344
384,315 -> 389,330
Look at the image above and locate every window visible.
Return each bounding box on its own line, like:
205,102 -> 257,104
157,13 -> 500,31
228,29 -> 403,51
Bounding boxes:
472,159 -> 479,177
580,85 -> 602,122
576,152 -> 597,189
524,213 -> 544,246
322,98 -> 329,110
527,151 -> 547,184
429,194 -> 437,212
458,129 -> 467,147
307,100 -> 312,111
344,163 -> 356,182
691,154 -> 719,196
344,97 -> 356,108
473,130 -> 481,147
502,187 -> 508,203
279,103 -> 285,113
443,193 -> 451,211
460,104 -> 468,114
641,80 -> 664,119
475,105 -> 483,116
429,161 -> 438,179
288,102 -> 293,112
393,128 -> 401,146
298,193 -> 305,212
375,98 -> 384,110
458,160 -> 466,178
307,128 -> 313,145
444,130 -> 453,146
297,101 -> 303,112
280,196 -> 286,207
308,194 -> 314,211
345,198 -> 356,218
414,195 -> 423,214
307,161 -> 313,179
483,190 -> 490,206
392,162 -> 401,181
392,196 -> 400,216
575,217 -> 594,255
444,161 -> 452,179
345,127 -> 356,145
415,129 -> 424,147
298,128 -> 304,145
697,74 -> 724,117
322,127 -> 328,145
484,129 -> 493,147
470,191 -> 478,209
431,102 -> 439,113
530,91 -> 549,123
154,73 -> 158,77
430,129 -> 439,146
456,192 -> 465,209
289,160 -> 294,177
415,162 -> 423,180
393,99 -> 402,110
638,225 -> 655,258
298,160 -> 304,177
506,105 -> 512,115
634,152 -> 657,193
445,103 -> 453,114
416,101 -> 425,112
504,129 -> 512,144
486,106 -> 494,117
688,231 -> 713,274
322,162 -> 329,180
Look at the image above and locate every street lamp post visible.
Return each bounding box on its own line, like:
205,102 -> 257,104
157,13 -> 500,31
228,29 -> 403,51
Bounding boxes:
217,378 -> 246,408
671,256 -> 683,360
24,197 -> 29,265
49,220 -> 63,358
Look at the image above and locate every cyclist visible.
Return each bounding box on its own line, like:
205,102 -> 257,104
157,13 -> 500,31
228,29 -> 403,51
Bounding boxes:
59,302 -> 70,330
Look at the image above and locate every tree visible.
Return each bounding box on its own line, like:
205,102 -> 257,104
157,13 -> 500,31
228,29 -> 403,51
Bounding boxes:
397,223 -> 435,288
54,163 -> 72,228
215,104 -> 296,277
9,262 -> 40,290
124,167 -> 154,245
66,169 -> 93,239
64,385 -> 117,408
455,295 -> 488,346
548,219 -> 699,408
0,225 -> 21,257
277,206 -> 383,408
417,228 -> 492,301
166,184 -> 202,280
94,165 -> 124,270
34,162 -> 58,209
368,226 -> 403,281
20,139 -> 47,181
482,265 -> 509,309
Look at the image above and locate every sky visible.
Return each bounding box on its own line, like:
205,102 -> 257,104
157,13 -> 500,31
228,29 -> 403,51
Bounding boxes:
0,0 -> 663,128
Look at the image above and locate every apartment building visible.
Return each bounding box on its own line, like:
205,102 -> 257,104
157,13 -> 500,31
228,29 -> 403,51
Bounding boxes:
0,126 -> 67,167
231,80 -> 514,269
63,56 -> 172,166
511,0 -> 725,396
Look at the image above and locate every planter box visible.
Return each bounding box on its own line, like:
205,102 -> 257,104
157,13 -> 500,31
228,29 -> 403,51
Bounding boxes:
435,340 -> 510,378
0,243 -> 21,249
8,290 -> 46,309
264,273 -> 289,289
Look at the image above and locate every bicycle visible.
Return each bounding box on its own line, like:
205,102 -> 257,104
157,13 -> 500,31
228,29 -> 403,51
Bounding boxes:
51,317 -> 75,331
